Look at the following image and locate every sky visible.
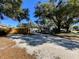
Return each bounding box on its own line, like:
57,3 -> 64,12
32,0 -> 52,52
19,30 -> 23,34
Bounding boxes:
1,0 -> 48,27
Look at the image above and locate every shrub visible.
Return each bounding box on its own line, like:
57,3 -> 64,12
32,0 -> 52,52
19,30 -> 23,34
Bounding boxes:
10,27 -> 31,35
17,27 -> 30,35
0,28 -> 11,36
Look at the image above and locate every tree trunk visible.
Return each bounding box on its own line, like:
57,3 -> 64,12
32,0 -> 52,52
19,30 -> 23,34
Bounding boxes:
66,26 -> 70,33
57,21 -> 61,33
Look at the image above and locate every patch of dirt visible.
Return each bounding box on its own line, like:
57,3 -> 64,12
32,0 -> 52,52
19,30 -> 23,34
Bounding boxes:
0,47 -> 36,59
0,37 -> 16,48
0,37 -> 36,59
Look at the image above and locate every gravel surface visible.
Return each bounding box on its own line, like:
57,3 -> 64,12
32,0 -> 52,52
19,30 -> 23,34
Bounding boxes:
9,34 -> 79,59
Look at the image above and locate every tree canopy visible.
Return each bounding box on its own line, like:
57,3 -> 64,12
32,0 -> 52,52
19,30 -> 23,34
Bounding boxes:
35,0 -> 79,33
0,0 -> 29,25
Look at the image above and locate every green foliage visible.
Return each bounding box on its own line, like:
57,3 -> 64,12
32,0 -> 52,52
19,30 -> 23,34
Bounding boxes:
73,26 -> 79,30
14,9 -> 29,23
35,0 -> 79,33
35,3 -> 55,19
68,0 -> 79,5
0,0 -> 29,23
0,28 -> 11,36
0,0 -> 22,18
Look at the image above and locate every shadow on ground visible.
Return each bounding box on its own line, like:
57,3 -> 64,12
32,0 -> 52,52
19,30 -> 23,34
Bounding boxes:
9,34 -> 79,50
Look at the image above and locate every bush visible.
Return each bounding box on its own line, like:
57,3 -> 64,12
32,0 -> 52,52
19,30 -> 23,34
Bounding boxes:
17,27 -> 30,35
49,28 -> 59,35
10,27 -> 31,35
0,28 -> 11,36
